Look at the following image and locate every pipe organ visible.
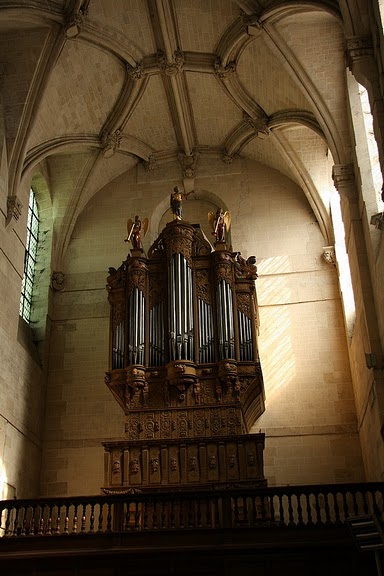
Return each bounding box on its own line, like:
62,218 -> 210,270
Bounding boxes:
104,217 -> 266,492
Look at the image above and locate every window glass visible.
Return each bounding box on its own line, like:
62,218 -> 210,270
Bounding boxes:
19,189 -> 39,322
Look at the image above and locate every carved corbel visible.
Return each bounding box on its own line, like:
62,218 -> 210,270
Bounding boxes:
222,152 -> 234,165
157,49 -> 184,76
6,195 -> 22,225
243,113 -> 269,139
346,36 -> 373,70
179,152 -> 198,178
127,61 -> 145,80
322,246 -> 336,266
51,271 -> 65,291
143,154 -> 157,172
332,164 -> 358,202
214,59 -> 236,79
64,5 -> 89,39
240,11 -> 262,27
101,130 -> 122,159
370,212 -> 384,231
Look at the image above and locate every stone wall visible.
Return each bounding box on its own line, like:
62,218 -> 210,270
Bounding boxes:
0,174 -> 45,499
40,158 -> 364,496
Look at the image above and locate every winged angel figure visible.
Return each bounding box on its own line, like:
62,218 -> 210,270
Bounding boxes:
125,215 -> 149,250
208,208 -> 231,243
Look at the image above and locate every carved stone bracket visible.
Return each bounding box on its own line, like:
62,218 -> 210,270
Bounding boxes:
370,212 -> 384,231
332,163 -> 354,185
126,61 -> 145,80
214,59 -> 236,79
346,36 -> 373,69
332,164 -> 358,202
143,154 -> 157,172
243,113 -> 269,139
64,5 -> 89,39
240,12 -> 262,29
222,152 -> 234,165
179,152 -> 198,178
322,246 -> 336,266
101,130 -> 123,158
51,271 -> 65,291
157,49 -> 184,76
6,195 -> 22,225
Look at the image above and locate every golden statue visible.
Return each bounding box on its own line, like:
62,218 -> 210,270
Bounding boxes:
125,215 -> 149,249
170,186 -> 194,220
208,207 -> 231,242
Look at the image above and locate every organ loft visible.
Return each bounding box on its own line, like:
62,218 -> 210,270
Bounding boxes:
103,189 -> 266,492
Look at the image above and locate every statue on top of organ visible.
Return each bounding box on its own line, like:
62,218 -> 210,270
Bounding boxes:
103,186 -> 266,493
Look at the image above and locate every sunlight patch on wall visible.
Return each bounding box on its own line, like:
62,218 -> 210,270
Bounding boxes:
258,306 -> 296,401
358,84 -> 383,208
257,255 -> 293,276
257,258 -> 296,401
330,187 -> 356,340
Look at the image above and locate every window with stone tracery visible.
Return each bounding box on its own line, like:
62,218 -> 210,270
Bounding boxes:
19,189 -> 39,323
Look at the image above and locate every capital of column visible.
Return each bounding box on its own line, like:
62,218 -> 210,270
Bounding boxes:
51,271 -> 65,291
332,164 -> 358,202
346,36 -> 373,67
6,195 -> 22,225
322,246 -> 336,266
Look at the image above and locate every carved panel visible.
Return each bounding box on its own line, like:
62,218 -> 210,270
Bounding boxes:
210,409 -> 221,436
163,223 -> 195,264
178,410 -> 188,438
125,415 -> 140,440
214,252 -> 233,285
193,409 -> 206,437
148,273 -> 165,308
202,381 -> 214,404
237,293 -> 251,318
227,407 -> 239,435
127,260 -> 147,294
195,269 -> 212,304
144,412 -> 156,439
160,411 -> 172,438
112,303 -> 125,329
103,433 -> 265,490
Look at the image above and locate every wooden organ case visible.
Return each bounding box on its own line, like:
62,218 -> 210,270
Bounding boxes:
103,218 -> 266,492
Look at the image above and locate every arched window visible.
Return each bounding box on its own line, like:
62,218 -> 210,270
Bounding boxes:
19,188 -> 39,322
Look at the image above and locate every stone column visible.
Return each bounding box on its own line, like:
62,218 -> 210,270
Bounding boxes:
347,36 -> 384,201
332,164 -> 381,360
332,164 -> 384,459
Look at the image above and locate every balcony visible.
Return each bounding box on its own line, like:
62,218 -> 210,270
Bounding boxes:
1,482 -> 383,575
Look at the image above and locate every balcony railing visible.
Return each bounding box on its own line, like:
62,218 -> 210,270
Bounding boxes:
1,482 -> 383,538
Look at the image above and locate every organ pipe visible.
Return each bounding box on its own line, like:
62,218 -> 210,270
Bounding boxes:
168,253 -> 194,361
108,219 -> 259,372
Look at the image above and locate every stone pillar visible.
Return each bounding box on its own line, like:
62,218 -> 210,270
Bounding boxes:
332,164 -> 384,451
332,164 -> 381,359
346,36 -> 384,201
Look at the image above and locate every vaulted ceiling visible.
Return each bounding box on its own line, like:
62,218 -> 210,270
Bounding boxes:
0,0 -> 372,266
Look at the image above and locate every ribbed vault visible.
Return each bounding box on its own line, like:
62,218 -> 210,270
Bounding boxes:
0,0 -> 368,265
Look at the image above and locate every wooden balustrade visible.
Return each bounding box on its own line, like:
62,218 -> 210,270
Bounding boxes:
0,483 -> 383,538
